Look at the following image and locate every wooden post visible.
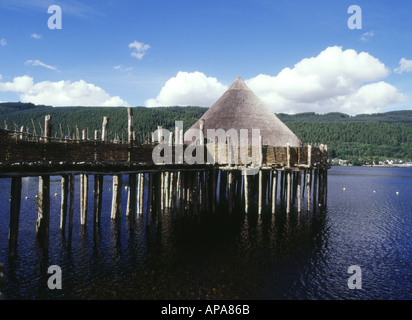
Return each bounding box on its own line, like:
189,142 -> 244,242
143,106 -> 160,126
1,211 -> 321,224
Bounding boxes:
307,145 -> 312,167
138,173 -> 144,215
20,126 -> 28,140
136,173 -> 142,215
9,176 -> 22,254
199,119 -> 205,145
287,143 -> 291,168
80,173 -> 88,225
93,175 -> 103,226
68,174 -> 75,240
158,126 -> 163,143
297,170 -> 302,213
111,175 -> 122,220
258,169 -> 263,215
94,130 -> 100,141
102,116 -> 109,142
60,175 -> 69,232
228,170 -> 233,213
244,170 -> 249,213
82,129 -> 88,141
324,145 -> 328,208
286,170 -> 291,214
164,171 -> 170,209
36,175 -> 50,247
271,170 -> 277,214
146,173 -> 153,220
160,172 -> 165,210
44,115 -> 52,143
306,169 -> 312,212
126,174 -> 136,217
169,172 -> 174,209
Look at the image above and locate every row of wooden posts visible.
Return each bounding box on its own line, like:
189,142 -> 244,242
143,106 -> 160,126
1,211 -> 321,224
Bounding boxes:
5,108 -> 328,254
7,164 -> 327,254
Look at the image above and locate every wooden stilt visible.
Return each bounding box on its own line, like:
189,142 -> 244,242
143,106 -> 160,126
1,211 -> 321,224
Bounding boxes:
146,172 -> 153,220
244,170 -> 249,213
258,169 -> 263,215
126,174 -> 136,217
306,169 -> 312,212
228,170 -> 233,213
80,174 -> 88,225
9,176 -> 22,254
164,171 -> 169,210
102,117 -> 109,142
36,175 -> 50,247
60,175 -> 68,232
176,171 -> 182,209
286,170 -> 291,214
68,174 -> 75,239
169,172 -> 174,209
93,175 -> 103,226
136,173 -> 141,215
160,172 -> 165,211
111,175 -> 122,220
139,173 -> 144,215
271,170 -> 277,214
44,115 -> 52,143
279,170 -> 284,206
297,170 -> 302,213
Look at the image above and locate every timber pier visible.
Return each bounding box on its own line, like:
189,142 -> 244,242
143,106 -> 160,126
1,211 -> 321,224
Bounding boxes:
1,109 -> 329,254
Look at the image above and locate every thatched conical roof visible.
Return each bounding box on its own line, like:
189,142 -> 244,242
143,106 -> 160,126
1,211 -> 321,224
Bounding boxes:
184,76 -> 302,146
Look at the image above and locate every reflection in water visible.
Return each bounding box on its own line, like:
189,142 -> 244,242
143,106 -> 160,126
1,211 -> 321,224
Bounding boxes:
0,167 -> 411,299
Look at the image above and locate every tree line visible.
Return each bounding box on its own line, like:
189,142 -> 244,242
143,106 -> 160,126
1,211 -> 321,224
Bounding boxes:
1,102 -> 411,163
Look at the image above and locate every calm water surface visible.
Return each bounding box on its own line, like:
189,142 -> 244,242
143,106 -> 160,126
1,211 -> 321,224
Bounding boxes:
0,166 -> 411,299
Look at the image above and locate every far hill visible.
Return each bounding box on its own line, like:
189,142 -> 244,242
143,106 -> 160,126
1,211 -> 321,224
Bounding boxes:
1,102 -> 412,163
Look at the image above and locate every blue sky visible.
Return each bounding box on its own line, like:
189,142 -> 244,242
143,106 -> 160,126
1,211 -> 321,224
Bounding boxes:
1,0 -> 412,114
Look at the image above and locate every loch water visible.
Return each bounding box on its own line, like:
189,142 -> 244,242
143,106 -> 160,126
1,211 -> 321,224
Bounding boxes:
0,166 -> 411,300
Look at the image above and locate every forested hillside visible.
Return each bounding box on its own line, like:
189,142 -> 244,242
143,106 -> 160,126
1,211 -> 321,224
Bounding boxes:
1,102 -> 412,163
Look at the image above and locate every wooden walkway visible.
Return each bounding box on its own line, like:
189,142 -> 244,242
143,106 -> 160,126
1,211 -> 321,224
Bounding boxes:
1,111 -> 329,254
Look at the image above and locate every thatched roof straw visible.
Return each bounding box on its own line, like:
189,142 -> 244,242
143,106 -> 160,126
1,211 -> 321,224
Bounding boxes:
184,76 -> 302,147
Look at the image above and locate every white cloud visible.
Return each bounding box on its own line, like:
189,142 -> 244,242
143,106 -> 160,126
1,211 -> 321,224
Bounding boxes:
134,46 -> 407,115
30,33 -> 42,39
245,46 -> 405,115
25,59 -> 58,71
145,71 -> 228,107
394,58 -> 412,74
129,41 -> 150,60
359,31 -> 374,42
0,75 -> 129,107
114,65 -> 134,72
0,38 -> 7,47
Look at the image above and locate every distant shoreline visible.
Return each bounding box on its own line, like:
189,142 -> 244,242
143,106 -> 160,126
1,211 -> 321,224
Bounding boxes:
331,164 -> 412,168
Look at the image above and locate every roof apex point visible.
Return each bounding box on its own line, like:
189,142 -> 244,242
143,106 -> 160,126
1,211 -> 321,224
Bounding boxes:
229,76 -> 249,90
